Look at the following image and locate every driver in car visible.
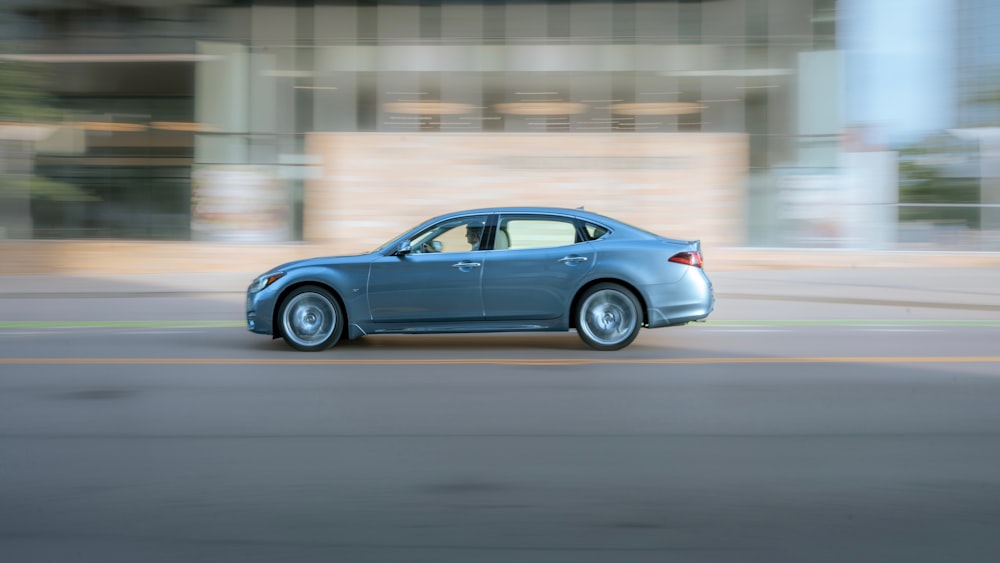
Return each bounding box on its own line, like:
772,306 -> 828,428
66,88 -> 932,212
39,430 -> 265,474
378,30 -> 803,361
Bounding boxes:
466,224 -> 483,250
418,222 -> 484,253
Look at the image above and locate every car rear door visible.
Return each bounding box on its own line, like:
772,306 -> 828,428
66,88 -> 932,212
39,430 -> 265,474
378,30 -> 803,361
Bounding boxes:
481,214 -> 595,321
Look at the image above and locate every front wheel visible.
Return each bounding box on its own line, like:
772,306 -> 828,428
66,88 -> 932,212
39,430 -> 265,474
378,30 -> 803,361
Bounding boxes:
575,283 -> 641,351
278,286 -> 344,351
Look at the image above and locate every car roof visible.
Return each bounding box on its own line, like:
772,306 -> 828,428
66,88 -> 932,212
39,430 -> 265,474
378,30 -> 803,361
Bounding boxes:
375,206 -> 660,254
437,206 -> 619,224
422,207 -> 655,237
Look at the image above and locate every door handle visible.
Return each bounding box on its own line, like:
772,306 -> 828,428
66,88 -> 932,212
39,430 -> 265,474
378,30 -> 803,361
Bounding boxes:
452,261 -> 482,268
558,256 -> 589,263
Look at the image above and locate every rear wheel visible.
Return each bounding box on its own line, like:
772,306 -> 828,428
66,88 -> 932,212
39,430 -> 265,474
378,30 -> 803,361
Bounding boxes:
278,286 -> 344,351
575,283 -> 641,351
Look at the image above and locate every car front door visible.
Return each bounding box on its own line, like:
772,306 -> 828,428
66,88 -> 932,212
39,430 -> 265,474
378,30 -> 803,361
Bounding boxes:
482,214 -> 595,321
368,215 -> 488,323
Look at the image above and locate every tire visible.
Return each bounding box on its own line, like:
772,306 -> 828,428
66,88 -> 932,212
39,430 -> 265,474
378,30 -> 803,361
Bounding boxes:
575,283 -> 642,351
277,286 -> 344,351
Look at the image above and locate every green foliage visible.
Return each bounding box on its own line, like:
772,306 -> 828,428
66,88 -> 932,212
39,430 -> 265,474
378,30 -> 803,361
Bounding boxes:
0,43 -> 67,205
0,46 -> 59,122
897,135 -> 979,229
1,176 -> 98,202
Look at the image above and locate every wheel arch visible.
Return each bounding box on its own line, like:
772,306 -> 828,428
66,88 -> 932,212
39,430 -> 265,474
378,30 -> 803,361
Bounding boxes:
271,280 -> 348,340
569,278 -> 649,329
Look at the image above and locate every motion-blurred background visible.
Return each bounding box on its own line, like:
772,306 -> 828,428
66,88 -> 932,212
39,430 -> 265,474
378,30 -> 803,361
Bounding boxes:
1,0 -> 997,274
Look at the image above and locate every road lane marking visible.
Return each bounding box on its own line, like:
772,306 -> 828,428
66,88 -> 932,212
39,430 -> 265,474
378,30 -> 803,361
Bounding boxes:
2,356 -> 1000,366
704,320 -> 1000,327
721,293 -> 1000,312
700,328 -> 787,333
0,321 -> 242,329
2,320 -> 1000,330
0,331 -> 72,336
122,330 -> 208,335
859,328 -> 938,333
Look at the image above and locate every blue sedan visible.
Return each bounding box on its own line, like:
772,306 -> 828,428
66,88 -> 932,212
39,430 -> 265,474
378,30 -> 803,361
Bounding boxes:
246,207 -> 714,351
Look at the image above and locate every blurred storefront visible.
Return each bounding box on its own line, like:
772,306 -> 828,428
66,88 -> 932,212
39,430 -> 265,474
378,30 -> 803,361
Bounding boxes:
5,0 -> 993,253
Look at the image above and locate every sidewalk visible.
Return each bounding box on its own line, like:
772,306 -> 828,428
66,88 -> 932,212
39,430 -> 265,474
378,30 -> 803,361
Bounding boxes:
713,267 -> 1000,310
709,267 -> 1000,322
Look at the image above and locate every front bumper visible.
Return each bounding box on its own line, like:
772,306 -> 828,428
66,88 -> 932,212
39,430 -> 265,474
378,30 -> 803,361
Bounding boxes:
246,288 -> 279,335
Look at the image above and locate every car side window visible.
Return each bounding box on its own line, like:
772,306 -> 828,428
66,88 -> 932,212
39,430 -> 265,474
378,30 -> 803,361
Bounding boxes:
583,222 -> 609,241
410,215 -> 488,254
497,217 -> 579,250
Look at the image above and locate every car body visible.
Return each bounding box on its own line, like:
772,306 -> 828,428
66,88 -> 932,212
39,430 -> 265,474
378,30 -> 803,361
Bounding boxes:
246,207 -> 714,351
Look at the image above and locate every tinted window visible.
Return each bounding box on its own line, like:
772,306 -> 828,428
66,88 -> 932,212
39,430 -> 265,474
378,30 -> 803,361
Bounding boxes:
583,222 -> 610,240
497,216 -> 578,250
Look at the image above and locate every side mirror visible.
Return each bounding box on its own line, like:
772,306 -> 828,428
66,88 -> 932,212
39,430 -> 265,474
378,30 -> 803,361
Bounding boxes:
395,240 -> 412,256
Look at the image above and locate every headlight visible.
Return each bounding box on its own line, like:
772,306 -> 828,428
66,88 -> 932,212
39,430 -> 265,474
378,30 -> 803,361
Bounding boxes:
248,272 -> 285,293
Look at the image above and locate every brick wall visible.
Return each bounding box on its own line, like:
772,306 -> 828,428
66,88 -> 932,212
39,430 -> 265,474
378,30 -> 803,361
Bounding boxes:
305,132 -> 748,255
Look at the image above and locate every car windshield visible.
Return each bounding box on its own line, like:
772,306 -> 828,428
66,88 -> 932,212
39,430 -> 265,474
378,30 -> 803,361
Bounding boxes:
371,228 -> 411,254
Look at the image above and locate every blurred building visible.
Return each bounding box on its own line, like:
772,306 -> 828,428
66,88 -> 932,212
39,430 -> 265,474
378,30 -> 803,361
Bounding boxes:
954,0 -> 1000,235
956,0 -> 1000,129
0,0 -> 952,250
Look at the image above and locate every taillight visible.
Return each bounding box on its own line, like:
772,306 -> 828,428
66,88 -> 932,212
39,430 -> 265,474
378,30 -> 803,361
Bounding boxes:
669,251 -> 703,268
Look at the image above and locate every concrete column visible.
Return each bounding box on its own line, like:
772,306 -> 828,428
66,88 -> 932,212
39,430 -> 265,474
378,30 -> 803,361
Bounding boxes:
195,41 -> 249,164
314,4 -> 359,132
980,136 -> 1000,248
377,4 -> 421,132
570,3 -> 612,132
797,51 -> 843,167
0,140 -> 32,239
441,4 -> 484,132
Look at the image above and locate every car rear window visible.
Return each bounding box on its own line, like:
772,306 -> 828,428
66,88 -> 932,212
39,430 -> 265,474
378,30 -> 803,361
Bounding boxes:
583,222 -> 610,240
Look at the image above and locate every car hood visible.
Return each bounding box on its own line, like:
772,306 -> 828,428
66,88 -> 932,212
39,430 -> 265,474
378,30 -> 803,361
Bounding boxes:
267,252 -> 376,274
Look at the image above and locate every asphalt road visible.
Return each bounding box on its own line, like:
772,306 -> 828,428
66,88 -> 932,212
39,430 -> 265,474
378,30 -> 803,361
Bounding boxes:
3,305 -> 1000,563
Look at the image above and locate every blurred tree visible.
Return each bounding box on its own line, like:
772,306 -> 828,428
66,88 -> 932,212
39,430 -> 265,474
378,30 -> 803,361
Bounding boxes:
1,44 -> 94,239
897,134 -> 980,229
0,52 -> 59,122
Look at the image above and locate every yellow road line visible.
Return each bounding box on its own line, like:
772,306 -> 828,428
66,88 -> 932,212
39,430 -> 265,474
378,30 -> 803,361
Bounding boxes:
1,356 -> 1000,366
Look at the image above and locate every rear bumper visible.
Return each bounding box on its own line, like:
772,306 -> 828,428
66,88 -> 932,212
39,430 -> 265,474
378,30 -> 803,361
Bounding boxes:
644,269 -> 715,328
